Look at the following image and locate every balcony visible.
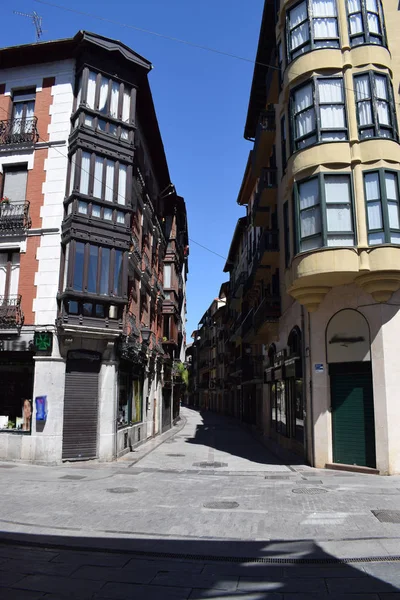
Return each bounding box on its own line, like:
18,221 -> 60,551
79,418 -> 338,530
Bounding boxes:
254,230 -> 279,277
242,355 -> 263,383
0,295 -> 24,332
0,201 -> 31,234
252,168 -> 277,227
252,295 -> 280,343
241,309 -> 254,340
0,117 -> 39,146
252,110 -> 276,177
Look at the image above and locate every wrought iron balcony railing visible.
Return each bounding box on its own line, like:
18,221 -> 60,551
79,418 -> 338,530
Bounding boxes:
253,296 -> 281,332
0,201 -> 32,233
242,355 -> 264,382
0,117 -> 39,145
0,295 -> 24,330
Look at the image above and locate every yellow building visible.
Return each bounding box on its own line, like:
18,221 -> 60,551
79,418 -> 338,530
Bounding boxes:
241,0 -> 400,473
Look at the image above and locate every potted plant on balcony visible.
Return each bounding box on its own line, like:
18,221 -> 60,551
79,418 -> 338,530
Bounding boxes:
0,196 -> 10,205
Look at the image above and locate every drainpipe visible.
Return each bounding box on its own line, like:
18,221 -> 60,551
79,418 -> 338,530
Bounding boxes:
307,309 -> 316,467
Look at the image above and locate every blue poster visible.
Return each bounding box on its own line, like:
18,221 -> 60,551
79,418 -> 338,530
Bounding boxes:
35,396 -> 47,421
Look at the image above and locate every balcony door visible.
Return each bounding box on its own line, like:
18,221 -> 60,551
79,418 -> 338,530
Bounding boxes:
12,89 -> 35,138
2,166 -> 28,205
0,252 -> 20,328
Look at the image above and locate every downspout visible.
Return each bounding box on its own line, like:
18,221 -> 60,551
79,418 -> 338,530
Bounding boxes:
307,309 -> 316,467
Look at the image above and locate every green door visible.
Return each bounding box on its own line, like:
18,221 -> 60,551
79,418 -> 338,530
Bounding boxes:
331,364 -> 376,468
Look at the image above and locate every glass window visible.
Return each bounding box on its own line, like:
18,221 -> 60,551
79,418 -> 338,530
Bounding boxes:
354,72 -> 397,140
73,242 -> 85,291
347,0 -> 386,46
116,211 -> 125,224
87,245 -> 98,293
364,170 -> 400,245
296,173 -> 355,252
281,115 -> 287,169
113,250 -> 123,296
91,204 -> 101,218
164,264 -> 172,288
83,70 -> 132,122
71,151 -> 129,205
80,152 -> 90,196
100,247 -> 110,295
287,0 -> 339,62
77,201 -> 88,215
291,77 -> 347,151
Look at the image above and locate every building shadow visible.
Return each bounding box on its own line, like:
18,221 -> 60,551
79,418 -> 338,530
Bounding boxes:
184,407 -> 303,466
0,531 -> 399,598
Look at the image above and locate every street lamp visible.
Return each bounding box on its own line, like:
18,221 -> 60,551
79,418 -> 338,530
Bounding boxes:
141,326 -> 151,346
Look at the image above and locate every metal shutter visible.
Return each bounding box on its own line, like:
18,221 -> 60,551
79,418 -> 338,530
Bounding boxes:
62,358 -> 99,460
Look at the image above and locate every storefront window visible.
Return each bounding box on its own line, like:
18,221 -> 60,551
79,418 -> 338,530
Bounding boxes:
294,378 -> 304,442
131,379 -> 142,424
276,380 -> 288,436
117,373 -> 143,428
0,358 -> 34,433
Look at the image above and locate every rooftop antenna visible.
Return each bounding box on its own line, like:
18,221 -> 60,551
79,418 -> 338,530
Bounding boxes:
13,10 -> 43,43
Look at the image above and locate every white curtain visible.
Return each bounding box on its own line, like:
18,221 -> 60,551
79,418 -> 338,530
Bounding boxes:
291,23 -> 309,51
76,75 -> 82,109
327,206 -> 352,231
365,172 -> 383,229
390,233 -> 400,243
319,80 -> 345,129
80,152 -> 90,196
122,90 -> 131,123
299,178 -> 319,209
99,76 -> 109,114
366,0 -> 378,10
105,160 -> 115,202
348,0 -> 361,11
92,205 -> 101,218
93,156 -> 103,199
9,254 -> 20,297
368,12 -> 380,33
86,71 -> 97,109
110,81 -> 120,119
295,83 -> 315,137
369,232 -> 385,245
349,13 -> 363,34
78,201 -> 88,215
355,76 -> 372,126
290,1 -> 307,27
299,179 -> 321,238
327,234 -> 354,246
375,75 -> 390,125
325,175 -> 350,203
12,103 -> 23,134
0,254 -> 7,297
104,207 -> 113,220
289,1 -> 309,51
385,172 -> 400,228
69,153 -> 76,195
117,164 -> 127,205
117,211 -> 125,224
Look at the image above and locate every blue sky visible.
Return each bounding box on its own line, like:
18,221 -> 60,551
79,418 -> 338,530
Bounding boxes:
3,0 -> 263,337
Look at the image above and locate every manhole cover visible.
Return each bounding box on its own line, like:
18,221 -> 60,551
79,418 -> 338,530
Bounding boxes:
60,475 -> 86,480
372,510 -> 400,524
292,488 -> 329,495
166,454 -> 185,457
193,462 -> 228,468
204,501 -> 239,509
107,488 -> 138,494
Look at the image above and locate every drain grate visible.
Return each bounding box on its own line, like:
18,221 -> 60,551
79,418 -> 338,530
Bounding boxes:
372,510 -> 400,524
265,475 -> 295,480
193,462 -> 228,468
60,475 -> 86,480
107,488 -> 138,494
166,454 -> 186,457
292,488 -> 329,495
204,501 -> 239,509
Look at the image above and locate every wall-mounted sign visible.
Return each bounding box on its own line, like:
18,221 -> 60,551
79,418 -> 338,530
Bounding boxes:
314,363 -> 324,373
34,331 -> 53,353
35,396 -> 47,421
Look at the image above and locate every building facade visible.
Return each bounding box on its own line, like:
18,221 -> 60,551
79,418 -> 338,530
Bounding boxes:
192,0 -> 400,474
0,31 -> 188,463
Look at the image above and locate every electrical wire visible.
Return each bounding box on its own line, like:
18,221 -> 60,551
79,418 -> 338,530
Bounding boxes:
188,238 -> 227,260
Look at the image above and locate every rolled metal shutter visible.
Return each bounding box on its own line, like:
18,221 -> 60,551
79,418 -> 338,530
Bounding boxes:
62,357 -> 100,461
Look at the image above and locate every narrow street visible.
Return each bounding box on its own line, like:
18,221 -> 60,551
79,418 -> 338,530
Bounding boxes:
0,407 -> 400,598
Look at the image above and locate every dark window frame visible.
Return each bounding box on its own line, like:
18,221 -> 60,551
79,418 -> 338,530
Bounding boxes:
286,0 -> 340,64
0,250 -> 19,299
346,0 -> 386,47
290,76 -> 348,153
354,71 -> 398,141
281,114 -> 287,172
363,168 -> 400,245
67,197 -> 129,228
11,88 -> 36,121
294,172 -> 357,253
283,201 -> 290,267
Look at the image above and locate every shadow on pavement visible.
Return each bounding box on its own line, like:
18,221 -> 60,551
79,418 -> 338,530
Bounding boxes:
0,531 -> 399,599
184,408 -> 303,466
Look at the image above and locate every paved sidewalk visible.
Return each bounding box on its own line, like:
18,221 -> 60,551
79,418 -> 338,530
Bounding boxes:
0,407 -> 400,598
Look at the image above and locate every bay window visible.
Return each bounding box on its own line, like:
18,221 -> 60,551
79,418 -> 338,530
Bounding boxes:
364,170 -> 400,245
64,241 -> 127,298
354,72 -> 397,140
291,77 -> 347,151
75,69 -> 133,123
295,173 -> 355,252
286,0 -> 339,62
68,150 -> 130,205
347,0 -> 386,47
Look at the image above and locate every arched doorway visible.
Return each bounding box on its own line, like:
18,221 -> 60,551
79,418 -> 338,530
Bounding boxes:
326,310 -> 376,468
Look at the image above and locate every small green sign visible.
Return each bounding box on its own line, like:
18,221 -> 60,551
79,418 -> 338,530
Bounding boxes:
34,332 -> 53,353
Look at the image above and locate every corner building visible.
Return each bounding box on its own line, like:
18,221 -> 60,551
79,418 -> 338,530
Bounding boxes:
242,0 -> 400,473
0,32 -> 188,463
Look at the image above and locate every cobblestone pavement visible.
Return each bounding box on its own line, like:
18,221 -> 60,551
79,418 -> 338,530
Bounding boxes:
0,407 -> 400,598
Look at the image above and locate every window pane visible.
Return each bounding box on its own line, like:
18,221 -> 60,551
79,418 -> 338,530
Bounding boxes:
313,18 -> 338,39
388,201 -> 400,229
9,253 -> 20,296
295,83 -> 313,110
366,0 -> 378,10
376,101 -> 390,125
113,250 -> 123,296
321,131 -> 347,140
104,208 -> 113,220
375,75 -> 388,99
289,1 -> 307,27
368,12 -> 380,33
84,114 -> 94,127
87,71 -> 97,109
301,236 -> 322,251
69,153 -> 76,196
99,76 -> 108,114
296,109 -> 315,138
164,264 -> 172,288
299,178 -> 319,209
320,105 -> 345,129
87,245 -> 98,293
355,76 -> 370,101
390,233 -> 400,243
120,128 -> 129,140
385,172 -> 398,200
327,234 -> 354,246
122,90 -> 131,122
318,79 -> 343,102
291,22 -> 310,51
100,248 -> 110,294
80,152 -> 90,195
313,0 -> 337,17
98,119 -> 107,132
117,164 -> 127,205
367,201 -> 383,229
76,75 -> 82,108
327,206 -> 352,231
92,205 -> 101,218
73,242 -> 85,291
110,81 -> 120,118
365,172 -> 380,200
93,156 -> 103,199
301,207 -> 322,237
78,201 -> 88,215
105,160 -> 114,202
369,232 -> 385,245
349,13 -> 363,34
83,303 -> 93,316
325,175 -> 351,203
117,211 -> 125,224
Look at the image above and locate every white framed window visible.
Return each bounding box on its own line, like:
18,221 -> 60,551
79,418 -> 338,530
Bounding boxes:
163,264 -> 172,288
287,0 -> 339,62
364,169 -> 400,245
354,72 -> 397,140
347,0 -> 386,47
